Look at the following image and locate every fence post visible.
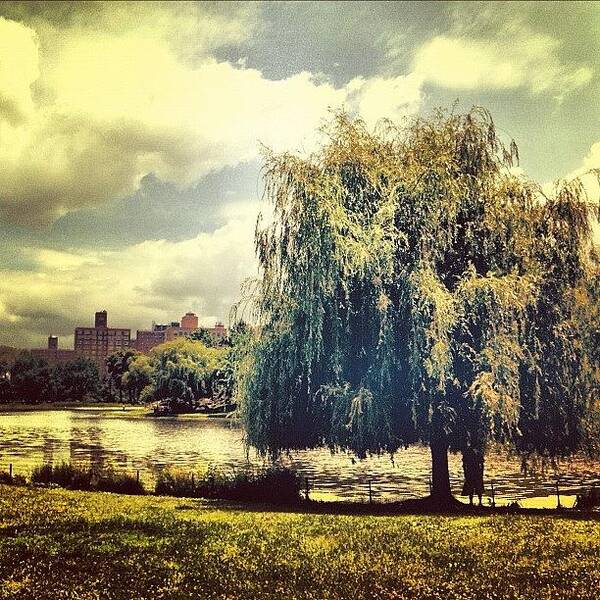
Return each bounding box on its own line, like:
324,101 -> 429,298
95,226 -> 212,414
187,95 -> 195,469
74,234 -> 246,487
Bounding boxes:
368,479 -> 373,504
491,479 -> 496,508
304,477 -> 310,502
555,477 -> 562,509
8,463 -> 12,482
136,470 -> 140,484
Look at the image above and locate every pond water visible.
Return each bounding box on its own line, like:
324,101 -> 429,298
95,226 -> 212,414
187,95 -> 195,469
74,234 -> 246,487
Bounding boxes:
0,408 -> 598,508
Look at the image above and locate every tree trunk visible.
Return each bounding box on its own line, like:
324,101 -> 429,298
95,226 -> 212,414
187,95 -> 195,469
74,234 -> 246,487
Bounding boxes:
461,447 -> 485,504
430,435 -> 452,502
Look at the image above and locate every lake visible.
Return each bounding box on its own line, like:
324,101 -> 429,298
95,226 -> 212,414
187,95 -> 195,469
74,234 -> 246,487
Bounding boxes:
0,408 -> 598,507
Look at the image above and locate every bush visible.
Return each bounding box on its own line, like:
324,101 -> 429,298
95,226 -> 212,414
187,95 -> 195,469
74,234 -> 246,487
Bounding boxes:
30,463 -> 58,485
575,487 -> 600,510
96,469 -> 145,495
30,462 -> 144,495
0,471 -> 26,485
154,469 -> 197,497
155,466 -> 301,505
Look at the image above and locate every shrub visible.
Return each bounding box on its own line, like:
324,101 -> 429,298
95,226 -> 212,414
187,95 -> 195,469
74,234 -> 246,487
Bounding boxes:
155,465 -> 301,505
575,487 -> 600,510
96,469 -> 145,495
0,471 -> 26,485
155,469 -> 197,497
30,462 -> 144,495
30,463 -> 58,485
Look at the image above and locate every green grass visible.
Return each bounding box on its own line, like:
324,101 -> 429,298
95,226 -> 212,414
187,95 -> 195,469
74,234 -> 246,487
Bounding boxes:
0,485 -> 598,599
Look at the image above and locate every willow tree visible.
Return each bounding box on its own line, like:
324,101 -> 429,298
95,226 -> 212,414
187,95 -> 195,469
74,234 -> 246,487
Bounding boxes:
240,108 -> 599,505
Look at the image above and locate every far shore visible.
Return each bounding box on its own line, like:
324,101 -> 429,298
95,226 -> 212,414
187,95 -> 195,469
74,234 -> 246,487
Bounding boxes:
0,401 -> 235,419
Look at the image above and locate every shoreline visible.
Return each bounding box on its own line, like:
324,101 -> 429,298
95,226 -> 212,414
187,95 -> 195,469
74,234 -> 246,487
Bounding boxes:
0,480 -> 597,520
0,401 -> 234,419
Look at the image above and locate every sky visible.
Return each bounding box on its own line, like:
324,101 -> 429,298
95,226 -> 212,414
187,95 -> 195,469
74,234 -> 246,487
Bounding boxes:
0,1 -> 598,348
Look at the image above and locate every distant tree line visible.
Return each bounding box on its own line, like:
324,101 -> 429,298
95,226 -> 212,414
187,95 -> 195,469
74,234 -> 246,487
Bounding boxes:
0,355 -> 101,404
0,323 -> 253,413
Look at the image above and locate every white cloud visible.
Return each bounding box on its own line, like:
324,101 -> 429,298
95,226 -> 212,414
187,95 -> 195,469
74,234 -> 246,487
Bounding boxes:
0,13 -> 345,225
0,17 -> 39,125
0,10 -> 425,227
569,143 -> 600,244
0,207 -> 259,347
0,4 -> 430,347
556,142 -> 600,202
412,26 -> 592,98
346,73 -> 424,130
542,143 -> 600,244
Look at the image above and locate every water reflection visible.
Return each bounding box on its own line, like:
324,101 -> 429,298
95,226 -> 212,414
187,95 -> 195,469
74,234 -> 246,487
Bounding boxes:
0,409 -> 598,507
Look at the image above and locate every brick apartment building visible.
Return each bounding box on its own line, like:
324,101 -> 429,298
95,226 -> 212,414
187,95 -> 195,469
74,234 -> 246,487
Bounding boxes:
30,336 -> 76,364
209,321 -> 227,341
181,312 -> 199,330
31,311 -> 227,365
132,329 -> 166,353
74,311 -> 131,369
132,313 -> 228,354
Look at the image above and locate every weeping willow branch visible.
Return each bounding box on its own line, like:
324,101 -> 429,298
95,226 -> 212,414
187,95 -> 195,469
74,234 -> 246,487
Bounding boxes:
239,107 -> 600,469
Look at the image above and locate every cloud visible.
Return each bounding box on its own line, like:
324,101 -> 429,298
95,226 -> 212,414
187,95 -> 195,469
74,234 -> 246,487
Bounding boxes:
0,4 -> 428,228
541,142 -> 600,244
0,7 -> 329,225
0,17 -> 39,125
3,1 -> 261,59
0,3 -> 431,348
0,17 -> 341,225
50,164 -> 262,246
412,19 -> 592,98
346,73 -> 424,130
569,143 -> 600,244
553,142 -> 600,202
0,205 -> 259,347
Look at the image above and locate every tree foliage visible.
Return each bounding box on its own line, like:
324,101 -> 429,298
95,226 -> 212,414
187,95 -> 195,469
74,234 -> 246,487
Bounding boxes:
187,328 -> 221,348
240,108 -> 599,498
47,357 -> 101,403
150,338 -> 227,404
9,354 -> 101,403
106,349 -> 139,403
10,354 -> 51,404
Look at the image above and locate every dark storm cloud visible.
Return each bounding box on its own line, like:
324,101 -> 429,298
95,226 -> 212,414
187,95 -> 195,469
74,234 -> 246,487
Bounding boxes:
216,1 -> 449,85
51,162 -> 262,247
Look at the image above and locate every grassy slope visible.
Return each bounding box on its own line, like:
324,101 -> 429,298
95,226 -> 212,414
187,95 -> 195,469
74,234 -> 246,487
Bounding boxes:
0,486 -> 598,600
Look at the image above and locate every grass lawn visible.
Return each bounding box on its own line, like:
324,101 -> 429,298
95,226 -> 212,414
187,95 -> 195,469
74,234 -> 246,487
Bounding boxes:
0,485 -> 598,599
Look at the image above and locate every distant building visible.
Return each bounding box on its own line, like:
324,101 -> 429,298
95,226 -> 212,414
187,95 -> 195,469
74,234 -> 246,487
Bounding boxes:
144,316 -> 228,349
132,329 -> 166,353
133,317 -> 189,353
94,310 -> 108,329
30,336 -> 76,364
207,321 -> 227,342
181,312 -> 199,330
74,311 -> 130,370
